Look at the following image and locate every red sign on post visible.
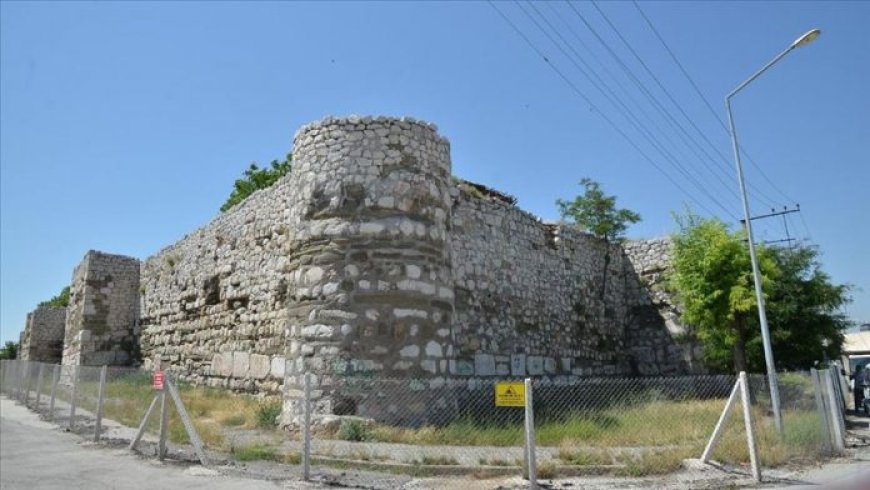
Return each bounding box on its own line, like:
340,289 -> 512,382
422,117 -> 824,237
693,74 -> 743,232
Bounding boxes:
153,370 -> 165,391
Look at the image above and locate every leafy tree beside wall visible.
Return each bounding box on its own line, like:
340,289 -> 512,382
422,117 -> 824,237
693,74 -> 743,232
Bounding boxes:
557,178 -> 641,300
668,212 -> 851,373
763,244 -> 851,370
220,154 -> 292,212
669,213 -> 776,373
39,286 -> 70,308
0,341 -> 19,360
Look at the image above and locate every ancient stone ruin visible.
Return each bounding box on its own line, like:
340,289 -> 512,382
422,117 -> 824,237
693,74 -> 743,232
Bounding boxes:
20,115 -> 698,425
18,305 -> 66,363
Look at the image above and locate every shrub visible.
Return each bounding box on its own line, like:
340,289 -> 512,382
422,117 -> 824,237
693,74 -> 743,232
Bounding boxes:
255,400 -> 282,429
337,419 -> 371,442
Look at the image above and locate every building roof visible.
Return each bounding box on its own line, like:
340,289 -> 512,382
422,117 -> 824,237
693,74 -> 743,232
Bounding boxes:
844,331 -> 870,355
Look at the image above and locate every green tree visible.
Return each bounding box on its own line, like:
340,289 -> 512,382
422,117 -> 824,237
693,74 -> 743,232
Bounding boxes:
761,244 -> 851,370
557,178 -> 641,299
0,341 -> 19,360
220,154 -> 292,212
39,286 -> 70,308
669,213 -> 779,373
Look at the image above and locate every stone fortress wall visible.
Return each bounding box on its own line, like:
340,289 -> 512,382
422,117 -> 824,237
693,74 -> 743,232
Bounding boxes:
61,251 -> 141,367
18,305 -> 67,363
21,115 -> 696,424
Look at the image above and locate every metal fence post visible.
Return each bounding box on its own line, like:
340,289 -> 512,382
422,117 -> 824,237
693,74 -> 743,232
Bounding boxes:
48,365 -> 60,421
810,368 -> 833,455
738,372 -> 761,482
35,364 -> 45,408
94,366 -> 108,442
158,388 -> 168,460
69,364 -> 80,429
302,373 -> 312,481
524,378 -> 538,488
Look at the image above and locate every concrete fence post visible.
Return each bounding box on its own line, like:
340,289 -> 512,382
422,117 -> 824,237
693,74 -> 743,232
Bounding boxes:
524,378 -> 538,489
165,377 -> 208,466
811,369 -> 833,455
35,364 -> 45,408
69,364 -> 80,429
17,361 -> 25,399
129,395 -> 160,452
94,366 -> 108,442
822,369 -> 846,453
302,372 -> 312,481
700,377 -> 742,463
20,362 -> 31,403
738,372 -> 761,482
48,365 -> 60,421
10,361 -> 17,398
158,388 -> 169,460
828,367 -> 848,435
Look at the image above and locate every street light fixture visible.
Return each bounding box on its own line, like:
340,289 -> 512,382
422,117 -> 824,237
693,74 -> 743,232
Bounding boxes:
726,28 -> 821,434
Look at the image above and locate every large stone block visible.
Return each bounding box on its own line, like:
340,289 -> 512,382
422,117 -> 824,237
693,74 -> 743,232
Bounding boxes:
250,354 -> 271,380
232,351 -> 250,378
474,353 -> 496,376
271,356 -> 286,379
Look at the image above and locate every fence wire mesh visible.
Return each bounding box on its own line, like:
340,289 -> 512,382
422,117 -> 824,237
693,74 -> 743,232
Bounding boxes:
0,360 -> 847,482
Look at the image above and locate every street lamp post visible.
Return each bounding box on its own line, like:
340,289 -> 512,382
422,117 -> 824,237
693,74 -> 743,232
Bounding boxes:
726,29 -> 821,434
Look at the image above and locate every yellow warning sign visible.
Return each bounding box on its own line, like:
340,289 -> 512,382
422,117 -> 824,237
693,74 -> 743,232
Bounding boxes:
495,381 -> 525,407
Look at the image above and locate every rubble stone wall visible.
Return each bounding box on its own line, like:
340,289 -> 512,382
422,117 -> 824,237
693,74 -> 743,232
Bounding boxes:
450,194 -> 688,382
623,238 -> 705,372
19,306 -> 66,363
138,170 -> 299,394
25,116 -> 691,425
61,251 -> 140,366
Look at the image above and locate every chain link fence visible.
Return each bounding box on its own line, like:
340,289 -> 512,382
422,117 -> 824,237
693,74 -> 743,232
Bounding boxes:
0,359 -> 850,484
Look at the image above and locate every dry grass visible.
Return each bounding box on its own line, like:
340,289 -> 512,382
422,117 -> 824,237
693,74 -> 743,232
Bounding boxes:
233,444 -> 300,464
613,447 -> 696,477
405,455 -> 460,466
557,445 -> 613,465
73,373 -> 276,450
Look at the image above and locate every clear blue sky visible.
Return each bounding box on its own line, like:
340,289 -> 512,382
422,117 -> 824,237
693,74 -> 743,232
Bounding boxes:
2,1 -> 868,345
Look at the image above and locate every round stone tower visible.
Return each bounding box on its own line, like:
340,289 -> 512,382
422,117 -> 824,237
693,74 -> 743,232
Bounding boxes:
282,116 -> 455,423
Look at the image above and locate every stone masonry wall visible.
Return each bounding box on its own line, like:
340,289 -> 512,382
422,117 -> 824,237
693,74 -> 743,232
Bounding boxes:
25,115 -> 691,425
62,251 -> 141,366
138,171 -> 298,393
19,306 -> 66,363
449,190 -> 686,381
624,238 -> 705,373
282,116 -> 455,419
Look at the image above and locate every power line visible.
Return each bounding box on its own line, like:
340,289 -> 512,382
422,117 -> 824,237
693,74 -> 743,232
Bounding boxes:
630,0 -> 798,206
587,0 -> 782,211
520,1 -> 738,218
562,1 -> 760,218
538,1 -> 744,208
487,1 -> 722,218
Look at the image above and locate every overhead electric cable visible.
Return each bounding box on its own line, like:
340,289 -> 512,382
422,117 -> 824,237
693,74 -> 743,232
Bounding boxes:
630,0 -> 799,206
587,0 -> 781,211
538,1 -> 744,207
487,1 -> 722,218
521,1 -> 739,217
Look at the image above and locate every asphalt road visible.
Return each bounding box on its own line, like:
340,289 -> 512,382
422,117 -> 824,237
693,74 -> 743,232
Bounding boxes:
0,397 -> 300,490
